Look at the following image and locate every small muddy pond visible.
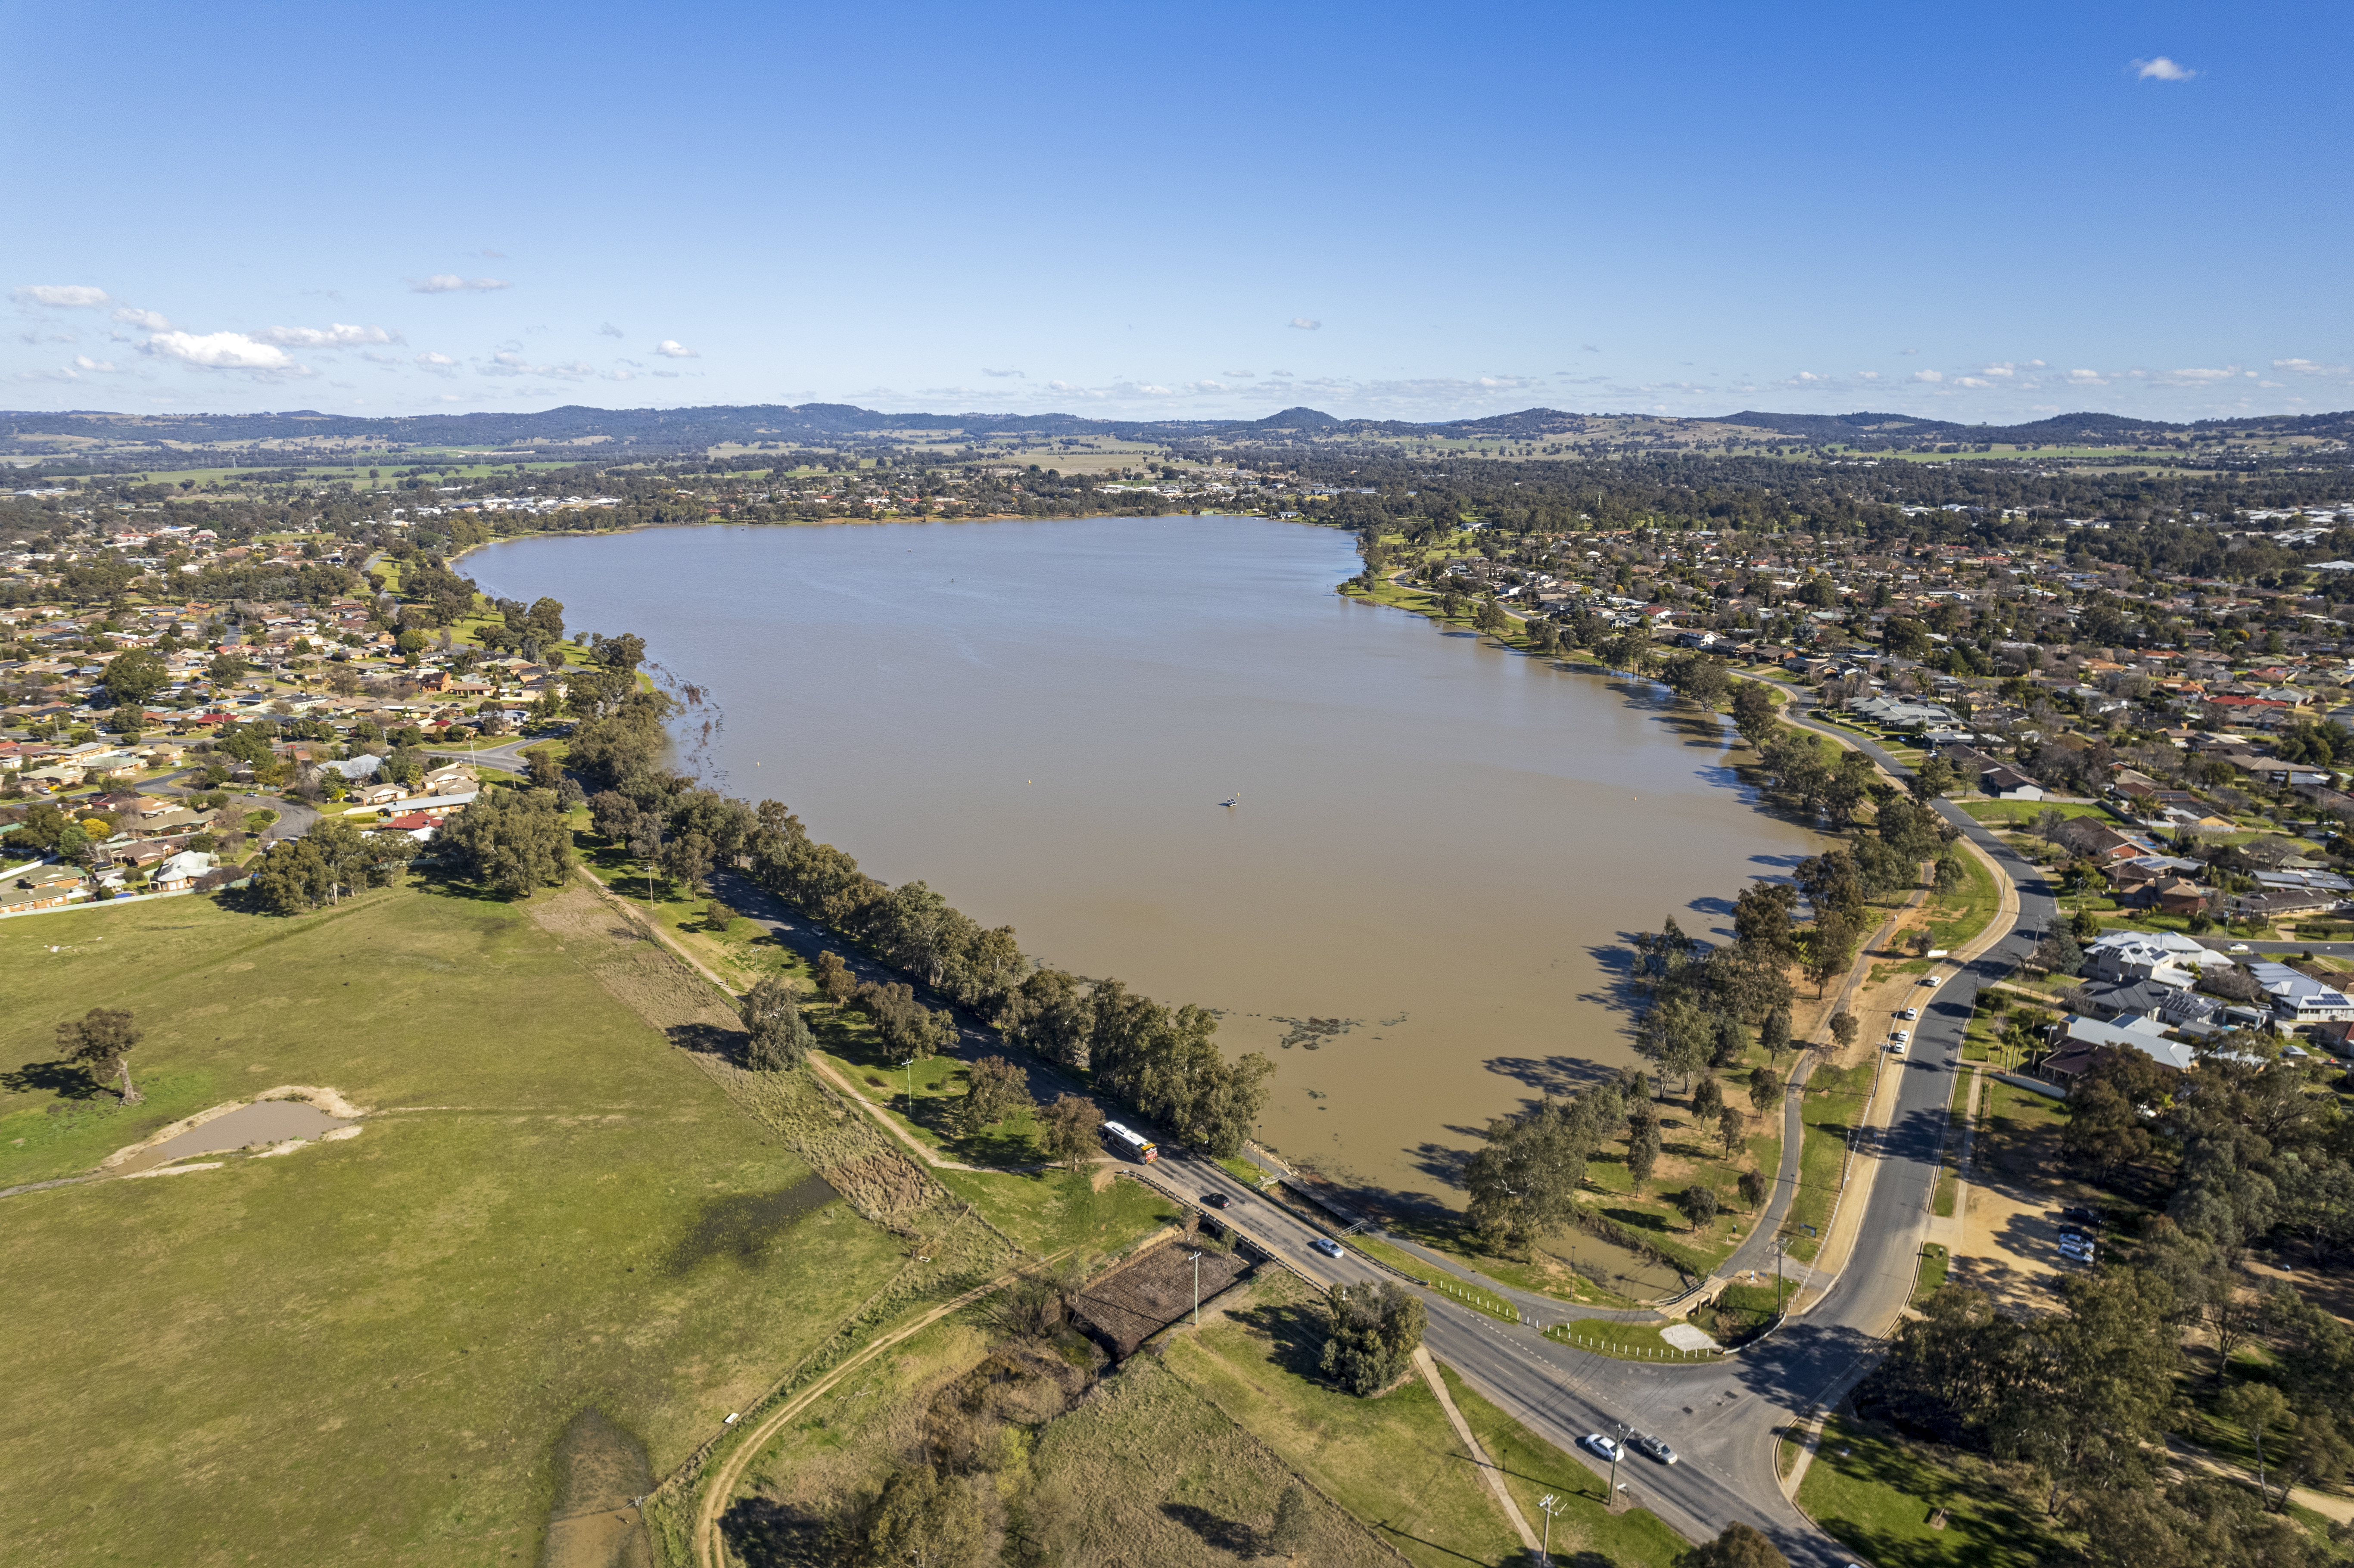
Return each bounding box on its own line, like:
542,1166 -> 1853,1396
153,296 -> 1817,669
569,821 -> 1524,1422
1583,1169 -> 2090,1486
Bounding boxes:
115,1100 -> 352,1175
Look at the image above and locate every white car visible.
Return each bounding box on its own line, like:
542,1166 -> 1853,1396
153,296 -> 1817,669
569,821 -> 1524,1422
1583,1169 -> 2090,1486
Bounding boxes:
1922,975 -> 1943,988
1889,1039 -> 1908,1055
1582,1432 -> 1624,1463
1899,1007 -> 1919,1020
1892,1029 -> 1911,1043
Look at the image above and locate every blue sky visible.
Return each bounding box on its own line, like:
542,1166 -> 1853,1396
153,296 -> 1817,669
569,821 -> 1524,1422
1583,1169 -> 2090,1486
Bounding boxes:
4,1 -> 2348,425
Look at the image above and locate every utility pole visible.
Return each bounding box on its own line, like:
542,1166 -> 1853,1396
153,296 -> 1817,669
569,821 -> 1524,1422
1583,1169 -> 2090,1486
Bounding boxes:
899,1057 -> 916,1120
1537,1493 -> 1562,1565
1186,1250 -> 1203,1326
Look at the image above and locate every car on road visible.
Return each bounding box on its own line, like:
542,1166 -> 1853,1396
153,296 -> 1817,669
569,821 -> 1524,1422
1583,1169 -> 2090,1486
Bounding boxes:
1632,1434 -> 1678,1465
1899,1007 -> 1919,1020
1202,1192 -> 1231,1209
1310,1237 -> 1344,1259
2229,943 -> 2253,954
1582,1433 -> 1624,1462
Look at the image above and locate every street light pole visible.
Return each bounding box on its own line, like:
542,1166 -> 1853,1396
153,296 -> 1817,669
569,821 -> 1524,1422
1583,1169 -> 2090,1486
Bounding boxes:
899,1057 -> 916,1120
1187,1249 -> 1203,1326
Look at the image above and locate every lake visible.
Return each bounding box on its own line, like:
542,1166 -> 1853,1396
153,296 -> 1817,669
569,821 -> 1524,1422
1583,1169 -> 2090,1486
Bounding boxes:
470,515 -> 1820,1223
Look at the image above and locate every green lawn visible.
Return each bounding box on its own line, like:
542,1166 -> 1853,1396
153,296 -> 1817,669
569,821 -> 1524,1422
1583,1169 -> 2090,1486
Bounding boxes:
1163,1271 -> 1532,1568
1914,1244 -> 1951,1304
1437,1365 -> 1693,1568
1787,1061 -> 1873,1262
1923,841 -> 2001,952
1796,1413 -> 2069,1568
0,881 -> 909,1568
1545,1318 -> 1716,1360
1960,799 -> 2115,827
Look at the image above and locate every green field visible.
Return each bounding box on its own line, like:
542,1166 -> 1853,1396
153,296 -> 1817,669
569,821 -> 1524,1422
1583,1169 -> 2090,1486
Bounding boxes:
1162,1272 -> 1541,1567
1796,1413 -> 2066,1567
0,880 -> 915,1567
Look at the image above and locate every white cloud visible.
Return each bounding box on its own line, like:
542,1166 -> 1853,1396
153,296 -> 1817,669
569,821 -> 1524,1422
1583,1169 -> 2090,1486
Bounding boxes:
256,322 -> 399,348
598,321 -> 625,338
143,330 -> 299,370
1786,371 -> 1827,383
1977,363 -> 2017,378
2131,56 -> 2195,81
409,274 -> 509,293
1909,369 -> 1944,383
1269,369 -> 1293,377
654,339 -> 698,358
2066,368 -> 2108,385
482,351 -> 593,378
415,351 -> 458,366
981,367 -> 1024,378
1957,377 -> 1993,388
73,355 -> 117,373
1856,370 -> 1881,381
2148,365 -> 2242,385
13,284 -> 109,308
111,306 -> 172,330
1222,370 -> 1255,378
1289,317 -> 1321,331
2275,358 -> 2349,375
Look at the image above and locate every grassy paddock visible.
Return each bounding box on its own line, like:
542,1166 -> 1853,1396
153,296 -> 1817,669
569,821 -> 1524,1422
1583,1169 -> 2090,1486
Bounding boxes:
1163,1271 -> 1530,1568
0,882 -> 907,1568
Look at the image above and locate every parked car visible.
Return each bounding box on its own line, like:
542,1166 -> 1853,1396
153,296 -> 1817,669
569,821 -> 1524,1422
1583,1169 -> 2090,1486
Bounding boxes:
1632,1434 -> 1678,1465
1890,1039 -> 1908,1055
1582,1432 -> 1625,1462
1310,1237 -> 1344,1259
2060,1239 -> 2096,1261
2060,1205 -> 2102,1226
1900,1007 -> 1920,1020
1892,1029 -> 1911,1042
1922,975 -> 1943,987
1202,1192 -> 1231,1210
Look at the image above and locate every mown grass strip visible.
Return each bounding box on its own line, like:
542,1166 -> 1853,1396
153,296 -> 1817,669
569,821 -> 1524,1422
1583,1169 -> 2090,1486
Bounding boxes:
1543,1318 -> 1721,1361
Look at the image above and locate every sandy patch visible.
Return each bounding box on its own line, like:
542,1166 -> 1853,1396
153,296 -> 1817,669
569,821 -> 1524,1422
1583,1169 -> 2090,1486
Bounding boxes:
121,1162 -> 223,1179
1660,1321 -> 1721,1352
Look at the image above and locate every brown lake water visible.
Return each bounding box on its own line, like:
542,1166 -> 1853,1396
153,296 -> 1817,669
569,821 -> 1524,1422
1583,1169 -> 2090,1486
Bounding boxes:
471,517 -> 1821,1228
115,1099 -> 352,1174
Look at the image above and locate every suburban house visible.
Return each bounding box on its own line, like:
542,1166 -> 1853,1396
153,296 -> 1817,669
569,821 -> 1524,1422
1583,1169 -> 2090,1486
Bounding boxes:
2245,961 -> 2354,1025
2078,978 -> 2223,1030
2082,929 -> 2234,989
2036,1013 -> 2198,1083
149,850 -> 216,892
2052,815 -> 2152,864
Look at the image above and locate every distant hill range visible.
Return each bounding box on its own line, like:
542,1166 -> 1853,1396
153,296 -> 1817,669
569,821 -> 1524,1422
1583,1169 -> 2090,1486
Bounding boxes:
4,399 -> 2349,463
